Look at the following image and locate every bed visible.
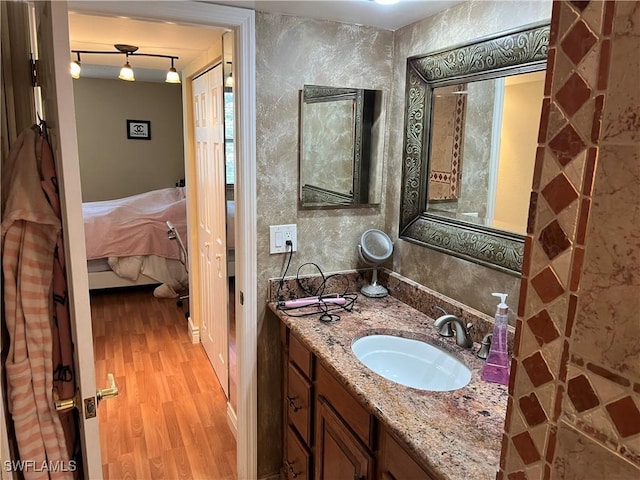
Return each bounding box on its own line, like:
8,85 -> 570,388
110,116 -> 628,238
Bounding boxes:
83,187 -> 189,296
83,187 -> 235,295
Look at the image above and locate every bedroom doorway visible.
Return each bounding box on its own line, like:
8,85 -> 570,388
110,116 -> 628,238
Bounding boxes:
28,1 -> 257,478
0,1 -> 257,479
67,4 -> 240,474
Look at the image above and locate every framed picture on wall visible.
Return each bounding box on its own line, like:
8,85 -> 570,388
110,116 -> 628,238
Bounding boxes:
127,120 -> 151,140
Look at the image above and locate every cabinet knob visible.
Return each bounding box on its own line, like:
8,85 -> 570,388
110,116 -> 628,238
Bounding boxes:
283,460 -> 300,479
286,395 -> 301,413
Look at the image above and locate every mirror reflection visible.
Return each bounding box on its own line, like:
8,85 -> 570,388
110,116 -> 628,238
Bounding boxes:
400,22 -> 549,275
299,85 -> 384,208
428,71 -> 545,235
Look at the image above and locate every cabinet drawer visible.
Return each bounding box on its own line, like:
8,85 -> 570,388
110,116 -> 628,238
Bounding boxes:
290,333 -> 313,379
284,427 -> 311,480
316,361 -> 373,448
287,363 -> 313,445
378,428 -> 437,480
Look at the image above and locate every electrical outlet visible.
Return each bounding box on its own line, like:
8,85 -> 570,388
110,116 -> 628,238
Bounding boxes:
269,224 -> 297,254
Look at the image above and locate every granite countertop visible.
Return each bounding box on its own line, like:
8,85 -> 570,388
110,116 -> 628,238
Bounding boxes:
270,293 -> 509,480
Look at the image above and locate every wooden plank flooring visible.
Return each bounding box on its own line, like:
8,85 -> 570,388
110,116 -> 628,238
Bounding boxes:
91,287 -> 237,479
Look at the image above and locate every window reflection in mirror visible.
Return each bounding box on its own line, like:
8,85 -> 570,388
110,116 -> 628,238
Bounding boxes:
427,70 -> 545,235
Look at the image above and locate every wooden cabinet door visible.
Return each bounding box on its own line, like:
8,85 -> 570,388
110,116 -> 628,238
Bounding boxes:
377,428 -> 437,480
315,396 -> 373,480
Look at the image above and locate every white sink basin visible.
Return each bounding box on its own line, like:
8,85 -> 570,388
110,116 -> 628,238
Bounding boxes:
351,334 -> 472,391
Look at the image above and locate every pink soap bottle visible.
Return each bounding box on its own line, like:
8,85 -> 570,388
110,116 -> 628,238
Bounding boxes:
481,293 -> 511,385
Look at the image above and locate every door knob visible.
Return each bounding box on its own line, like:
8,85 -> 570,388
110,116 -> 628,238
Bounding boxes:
54,389 -> 78,412
97,373 -> 119,403
54,373 -> 118,419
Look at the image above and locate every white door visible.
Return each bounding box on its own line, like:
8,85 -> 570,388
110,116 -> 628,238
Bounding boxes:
30,1 -> 103,478
192,65 -> 229,397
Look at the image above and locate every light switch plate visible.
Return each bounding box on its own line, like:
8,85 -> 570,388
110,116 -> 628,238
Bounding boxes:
269,224 -> 297,254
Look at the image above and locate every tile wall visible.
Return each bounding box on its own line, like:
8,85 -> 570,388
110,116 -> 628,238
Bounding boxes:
500,1 -> 640,478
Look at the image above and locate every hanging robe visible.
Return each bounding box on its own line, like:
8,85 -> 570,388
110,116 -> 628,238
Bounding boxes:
36,128 -> 79,470
1,127 -> 72,480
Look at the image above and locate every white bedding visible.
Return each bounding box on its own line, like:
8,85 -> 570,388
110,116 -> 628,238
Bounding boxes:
82,187 -> 188,260
83,187 -> 189,294
83,188 -> 236,290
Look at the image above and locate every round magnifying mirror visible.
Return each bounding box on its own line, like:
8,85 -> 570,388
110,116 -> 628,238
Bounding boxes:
358,229 -> 393,298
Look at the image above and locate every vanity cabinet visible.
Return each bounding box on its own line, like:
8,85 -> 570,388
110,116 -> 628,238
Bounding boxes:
281,324 -> 440,480
282,329 -> 314,480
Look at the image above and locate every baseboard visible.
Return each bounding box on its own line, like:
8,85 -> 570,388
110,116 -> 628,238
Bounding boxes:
226,402 -> 238,440
187,316 -> 199,344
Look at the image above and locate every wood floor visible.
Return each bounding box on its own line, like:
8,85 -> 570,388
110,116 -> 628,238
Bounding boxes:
90,287 -> 237,480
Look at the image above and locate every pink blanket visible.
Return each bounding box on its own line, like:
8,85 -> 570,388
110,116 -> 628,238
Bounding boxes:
83,187 -> 188,260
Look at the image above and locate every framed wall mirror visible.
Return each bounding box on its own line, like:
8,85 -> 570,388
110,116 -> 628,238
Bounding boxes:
299,85 -> 384,208
399,22 -> 550,275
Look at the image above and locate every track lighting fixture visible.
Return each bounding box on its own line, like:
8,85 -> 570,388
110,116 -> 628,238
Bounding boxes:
166,58 -> 180,84
70,51 -> 81,79
70,44 -> 180,83
118,54 -> 135,81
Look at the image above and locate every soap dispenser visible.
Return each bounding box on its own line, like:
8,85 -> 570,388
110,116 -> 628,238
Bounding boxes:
481,293 -> 511,385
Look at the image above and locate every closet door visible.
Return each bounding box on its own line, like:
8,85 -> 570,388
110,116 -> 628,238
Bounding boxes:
192,64 -> 229,397
31,1 -> 103,477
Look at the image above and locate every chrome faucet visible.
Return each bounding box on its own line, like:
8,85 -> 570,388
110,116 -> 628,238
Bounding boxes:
434,311 -> 473,348
476,333 -> 493,359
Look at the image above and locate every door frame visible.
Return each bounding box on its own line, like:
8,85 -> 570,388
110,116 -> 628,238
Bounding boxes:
63,1 -> 257,477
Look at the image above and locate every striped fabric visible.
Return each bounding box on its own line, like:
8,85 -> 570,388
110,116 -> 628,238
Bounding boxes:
2,127 -> 72,479
37,131 -> 78,462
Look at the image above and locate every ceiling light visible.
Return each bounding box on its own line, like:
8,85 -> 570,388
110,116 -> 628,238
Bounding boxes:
166,58 -> 180,84
119,56 -> 135,81
70,60 -> 81,79
70,44 -> 179,83
373,0 -> 399,4
70,51 -> 82,79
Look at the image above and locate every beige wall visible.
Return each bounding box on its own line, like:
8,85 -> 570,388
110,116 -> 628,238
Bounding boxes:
495,74 -> 545,233
255,13 -> 393,476
73,77 -> 184,201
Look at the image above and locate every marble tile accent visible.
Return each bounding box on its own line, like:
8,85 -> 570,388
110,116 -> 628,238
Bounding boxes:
567,374 -> 600,412
526,309 -> 561,346
561,19 -> 598,65
512,431 -> 542,465
519,393 -> 549,427
502,0 -> 640,477
538,220 -> 571,260
555,72 -> 592,117
606,397 -> 640,438
541,172 -> 579,212
530,267 -> 565,303
522,352 -> 555,388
